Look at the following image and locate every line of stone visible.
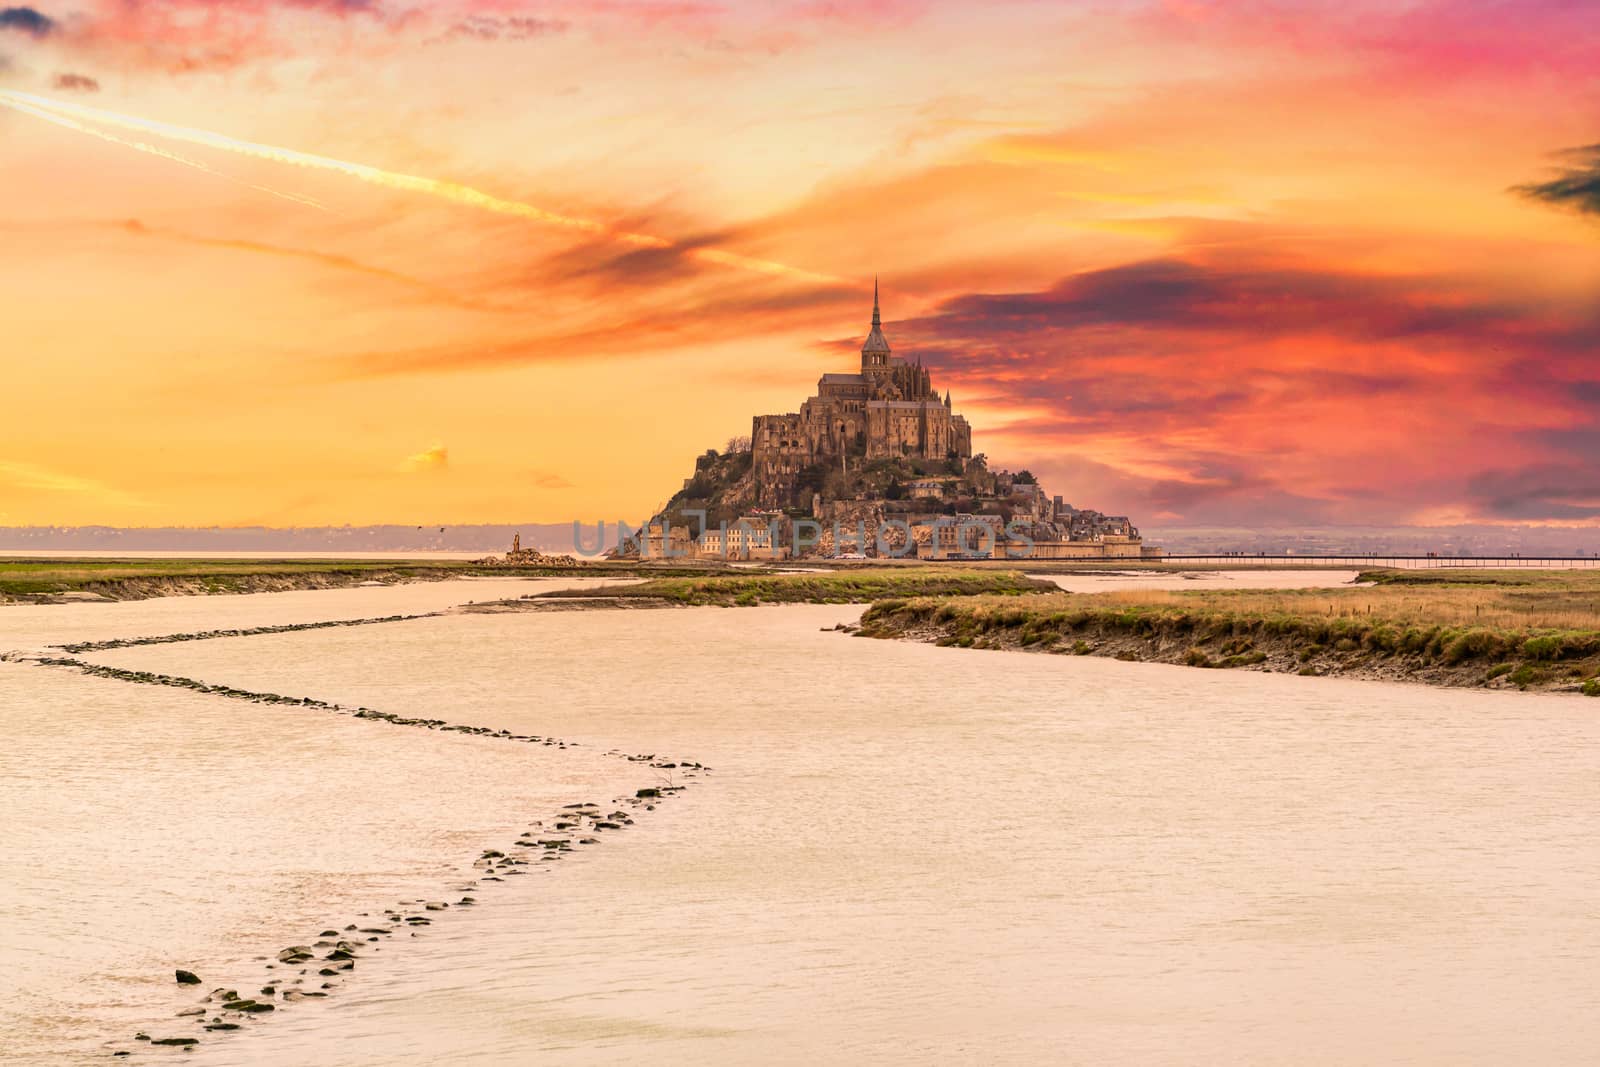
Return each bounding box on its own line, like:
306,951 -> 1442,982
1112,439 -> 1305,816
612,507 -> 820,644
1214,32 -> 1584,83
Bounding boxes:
119,782 -> 698,1054
36,655 -> 588,747
31,655 -> 711,1055
57,612 -> 442,654
35,651 -> 712,767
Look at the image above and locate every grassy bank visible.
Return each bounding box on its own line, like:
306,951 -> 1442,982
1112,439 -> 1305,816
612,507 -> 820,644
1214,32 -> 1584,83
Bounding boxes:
857,569 -> 1600,694
534,569 -> 1058,607
0,557 -> 759,602
0,558 -> 487,601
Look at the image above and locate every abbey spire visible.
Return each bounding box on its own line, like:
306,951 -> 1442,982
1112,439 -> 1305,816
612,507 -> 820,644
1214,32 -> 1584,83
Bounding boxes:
861,276 -> 891,370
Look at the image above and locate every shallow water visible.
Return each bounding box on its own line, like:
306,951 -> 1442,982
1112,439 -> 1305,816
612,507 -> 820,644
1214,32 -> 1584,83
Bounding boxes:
0,576 -> 615,651
0,661 -> 659,1064
0,577 -> 658,1065
1032,567 -> 1362,592
69,601 -> 1600,1065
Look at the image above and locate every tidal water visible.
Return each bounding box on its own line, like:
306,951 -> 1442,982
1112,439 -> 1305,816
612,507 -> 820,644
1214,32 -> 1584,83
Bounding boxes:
4,572 -> 1598,1064
1032,568 -> 1363,592
0,576 -> 596,651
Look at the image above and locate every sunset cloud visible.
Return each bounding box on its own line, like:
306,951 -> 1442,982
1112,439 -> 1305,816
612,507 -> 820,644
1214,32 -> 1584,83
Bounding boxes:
1514,144 -> 1600,219
429,15 -> 568,44
895,258 -> 1600,368
1,459 -> 107,494
113,218 -> 504,310
1467,463 -> 1600,522
400,444 -> 449,473
0,6 -> 53,38
51,72 -> 99,91
1,0 -> 1596,529
858,253 -> 1600,525
0,460 -> 144,508
56,0 -> 392,73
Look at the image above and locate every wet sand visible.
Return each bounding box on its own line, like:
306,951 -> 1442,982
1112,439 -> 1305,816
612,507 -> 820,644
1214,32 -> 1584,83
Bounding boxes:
6,567 -> 1597,1064
78,599 -> 1600,1066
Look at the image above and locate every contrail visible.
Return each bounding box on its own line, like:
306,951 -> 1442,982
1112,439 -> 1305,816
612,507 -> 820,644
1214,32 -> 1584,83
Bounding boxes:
0,89 -> 839,284
0,93 -> 327,211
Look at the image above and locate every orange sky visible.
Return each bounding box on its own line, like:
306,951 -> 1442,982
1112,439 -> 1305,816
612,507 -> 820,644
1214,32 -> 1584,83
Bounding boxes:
1,0 -> 1596,527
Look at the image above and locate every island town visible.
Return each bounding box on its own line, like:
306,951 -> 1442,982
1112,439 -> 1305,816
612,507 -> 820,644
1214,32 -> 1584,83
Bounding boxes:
605,288 -> 1161,562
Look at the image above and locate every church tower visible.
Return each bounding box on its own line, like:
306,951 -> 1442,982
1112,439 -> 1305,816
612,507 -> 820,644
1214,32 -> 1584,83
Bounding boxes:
861,278 -> 891,375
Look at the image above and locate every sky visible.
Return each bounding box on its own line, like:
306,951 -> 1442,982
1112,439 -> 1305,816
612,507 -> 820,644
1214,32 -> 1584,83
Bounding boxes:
0,0 -> 1596,529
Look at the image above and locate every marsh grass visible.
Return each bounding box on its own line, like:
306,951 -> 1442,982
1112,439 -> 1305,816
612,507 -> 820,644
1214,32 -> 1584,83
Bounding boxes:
0,557 -> 738,600
1089,584 -> 1600,632
859,568 -> 1600,691
0,558 -> 495,598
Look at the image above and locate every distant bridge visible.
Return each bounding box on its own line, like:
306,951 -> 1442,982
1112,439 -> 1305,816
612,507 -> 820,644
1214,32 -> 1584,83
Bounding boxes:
1147,555 -> 1600,569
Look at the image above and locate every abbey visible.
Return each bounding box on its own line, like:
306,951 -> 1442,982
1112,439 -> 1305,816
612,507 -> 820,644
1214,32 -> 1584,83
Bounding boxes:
631,284 -> 1159,562
751,284 -> 972,509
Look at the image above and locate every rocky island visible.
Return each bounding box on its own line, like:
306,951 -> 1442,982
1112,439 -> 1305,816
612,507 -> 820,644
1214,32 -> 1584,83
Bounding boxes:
629,287 -> 1161,562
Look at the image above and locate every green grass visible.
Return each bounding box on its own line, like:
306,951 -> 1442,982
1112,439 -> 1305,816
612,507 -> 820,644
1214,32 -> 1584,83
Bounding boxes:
1355,569 -> 1540,587
0,556 -> 763,600
0,558 -> 494,598
535,568 -> 1057,607
856,569 -> 1600,692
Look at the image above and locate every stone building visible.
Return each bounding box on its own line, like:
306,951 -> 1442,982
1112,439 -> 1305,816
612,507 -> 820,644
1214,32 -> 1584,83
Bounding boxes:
632,281 -> 1161,562
752,284 -> 972,508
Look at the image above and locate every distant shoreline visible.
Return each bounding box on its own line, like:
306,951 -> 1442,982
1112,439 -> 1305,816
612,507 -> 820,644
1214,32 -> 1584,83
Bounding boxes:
0,559 -> 571,604
0,556 -> 1356,605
